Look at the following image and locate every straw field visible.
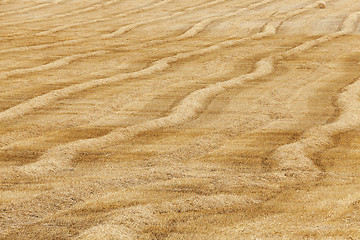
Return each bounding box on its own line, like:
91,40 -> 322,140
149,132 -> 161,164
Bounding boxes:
1,0 -> 360,239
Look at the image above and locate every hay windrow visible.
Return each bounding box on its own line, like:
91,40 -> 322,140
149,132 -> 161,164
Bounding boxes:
2,0 -> 360,239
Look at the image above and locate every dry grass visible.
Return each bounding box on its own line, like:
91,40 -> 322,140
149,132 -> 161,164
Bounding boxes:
1,0 -> 360,239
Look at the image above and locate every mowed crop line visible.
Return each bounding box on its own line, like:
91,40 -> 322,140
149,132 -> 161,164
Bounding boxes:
111,0 -> 278,50
51,0 -> 339,129
0,0 -> 274,82
0,0 -> 177,55
0,0 -> 292,102
0,50 -> 107,80
0,0 -> 320,148
0,0 -> 186,80
0,0 -> 65,18
0,0 -> 239,63
0,0 -> 286,122
0,1 -> 40,14
0,0 -> 274,88
0,0 -> 276,57
0,4 -> 340,188
35,0 -> 177,36
1,58 -> 343,237
100,0 -> 260,39
69,126 -> 311,240
76,49 -> 360,239
37,0 -> 238,37
0,0 -> 240,64
0,1 -> 55,15
261,10 -> 360,175
1,171 -> 258,238
0,0 -> 120,29
270,61 -> 360,173
1,3 -> 360,239
35,0 -> 260,37
1,56 -> 354,239
0,0 -> 227,40
0,7 -> 287,155
44,137 -> 273,221
75,194 -> 253,239
0,0 -> 337,179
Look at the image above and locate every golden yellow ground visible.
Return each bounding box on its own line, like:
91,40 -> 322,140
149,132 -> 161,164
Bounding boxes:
1,0 -> 360,239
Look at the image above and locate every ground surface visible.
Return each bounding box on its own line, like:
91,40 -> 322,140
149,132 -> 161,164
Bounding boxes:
0,0 -> 360,239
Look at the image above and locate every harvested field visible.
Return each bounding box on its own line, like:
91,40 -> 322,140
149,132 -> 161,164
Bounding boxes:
1,0 -> 360,239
